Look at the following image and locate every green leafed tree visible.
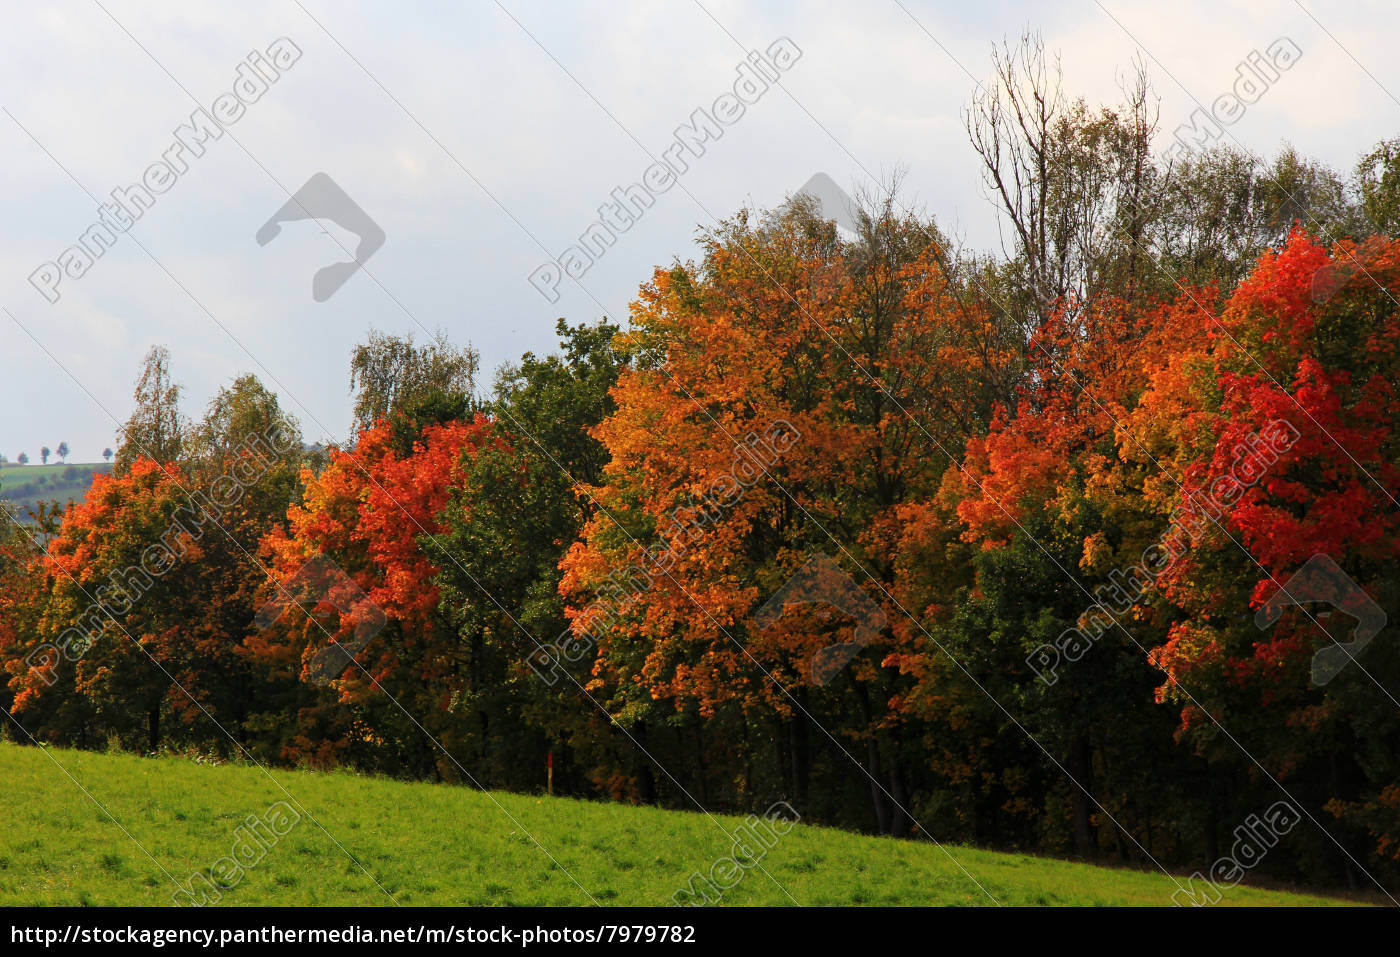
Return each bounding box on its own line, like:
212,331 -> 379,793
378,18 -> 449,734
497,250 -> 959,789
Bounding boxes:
114,345 -> 184,473
349,327 -> 479,437
430,318 -> 623,792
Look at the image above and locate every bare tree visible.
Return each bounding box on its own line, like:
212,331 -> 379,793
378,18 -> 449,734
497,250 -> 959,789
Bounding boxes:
965,31 -> 1066,321
965,32 -> 1165,333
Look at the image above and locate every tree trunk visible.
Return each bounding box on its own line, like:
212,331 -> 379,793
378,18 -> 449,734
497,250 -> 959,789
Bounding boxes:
1205,776 -> 1221,865
147,704 -> 160,754
855,685 -> 888,833
634,721 -> 657,805
692,723 -> 709,807
867,734 -> 888,835
888,762 -> 911,838
1068,732 -> 1095,857
788,690 -> 811,810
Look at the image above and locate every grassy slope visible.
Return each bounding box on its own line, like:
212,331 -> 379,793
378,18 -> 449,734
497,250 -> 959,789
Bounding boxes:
0,462 -> 111,518
0,743 -> 1361,907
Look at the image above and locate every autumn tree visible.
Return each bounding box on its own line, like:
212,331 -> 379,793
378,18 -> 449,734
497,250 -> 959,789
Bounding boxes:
252,388 -> 490,777
28,460 -> 191,751
560,197 -> 1013,828
1137,232 -> 1400,882
17,374 -> 304,755
930,287 -> 1214,858
0,505 -> 49,742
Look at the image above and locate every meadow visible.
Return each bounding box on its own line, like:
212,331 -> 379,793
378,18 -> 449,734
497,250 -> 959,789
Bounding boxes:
0,742 -> 1363,907
0,462 -> 110,519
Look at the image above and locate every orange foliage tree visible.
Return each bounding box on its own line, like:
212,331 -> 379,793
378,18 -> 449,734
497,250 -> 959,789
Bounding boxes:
561,202 -> 1015,826
250,412 -> 494,777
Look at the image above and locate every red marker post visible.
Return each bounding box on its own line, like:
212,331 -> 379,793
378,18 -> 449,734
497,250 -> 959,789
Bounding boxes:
547,751 -> 554,797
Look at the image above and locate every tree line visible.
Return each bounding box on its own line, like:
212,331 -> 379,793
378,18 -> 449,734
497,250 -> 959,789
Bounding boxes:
0,443 -> 100,466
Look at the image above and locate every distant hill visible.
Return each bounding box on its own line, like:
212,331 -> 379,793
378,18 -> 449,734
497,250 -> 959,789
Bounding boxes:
0,461 -> 112,521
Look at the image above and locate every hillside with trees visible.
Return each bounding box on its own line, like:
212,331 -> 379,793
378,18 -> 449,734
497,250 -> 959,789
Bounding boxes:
4,41 -> 1399,899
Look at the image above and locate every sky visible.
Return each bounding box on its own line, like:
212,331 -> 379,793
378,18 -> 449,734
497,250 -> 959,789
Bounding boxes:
1,0 -> 1396,463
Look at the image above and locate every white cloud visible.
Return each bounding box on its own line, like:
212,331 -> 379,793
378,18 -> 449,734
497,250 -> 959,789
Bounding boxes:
1,0 -> 1393,461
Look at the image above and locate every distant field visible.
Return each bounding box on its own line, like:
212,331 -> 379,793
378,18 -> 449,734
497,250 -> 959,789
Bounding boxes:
0,462 -> 110,519
0,743 -> 1364,907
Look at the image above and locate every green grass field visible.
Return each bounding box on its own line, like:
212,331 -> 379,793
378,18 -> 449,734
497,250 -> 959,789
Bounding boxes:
0,462 -> 110,519
0,743 -> 1364,907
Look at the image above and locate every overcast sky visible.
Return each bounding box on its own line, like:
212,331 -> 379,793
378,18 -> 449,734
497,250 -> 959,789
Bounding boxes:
2,0 -> 1395,462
